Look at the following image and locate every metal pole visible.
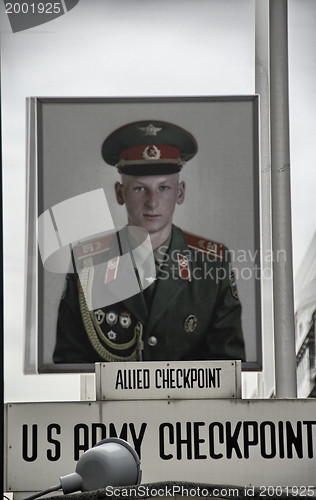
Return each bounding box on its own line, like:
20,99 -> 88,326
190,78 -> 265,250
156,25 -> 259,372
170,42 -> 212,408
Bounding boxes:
269,0 -> 297,397
255,0 -> 274,398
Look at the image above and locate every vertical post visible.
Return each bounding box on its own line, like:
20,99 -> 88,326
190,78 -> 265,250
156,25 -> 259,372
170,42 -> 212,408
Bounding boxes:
255,0 -> 274,398
269,0 -> 297,397
0,95 -> 4,497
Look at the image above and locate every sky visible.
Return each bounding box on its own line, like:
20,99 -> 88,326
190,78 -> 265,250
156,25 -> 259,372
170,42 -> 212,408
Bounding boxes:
1,0 -> 316,402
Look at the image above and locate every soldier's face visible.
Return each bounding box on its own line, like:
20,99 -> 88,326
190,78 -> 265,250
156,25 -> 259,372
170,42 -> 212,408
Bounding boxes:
115,173 -> 185,236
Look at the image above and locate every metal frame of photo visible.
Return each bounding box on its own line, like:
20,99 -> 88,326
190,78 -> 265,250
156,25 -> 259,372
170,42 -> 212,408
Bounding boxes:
25,96 -> 261,373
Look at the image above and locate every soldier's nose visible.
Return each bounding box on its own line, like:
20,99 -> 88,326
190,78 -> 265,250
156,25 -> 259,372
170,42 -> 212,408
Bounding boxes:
146,192 -> 159,209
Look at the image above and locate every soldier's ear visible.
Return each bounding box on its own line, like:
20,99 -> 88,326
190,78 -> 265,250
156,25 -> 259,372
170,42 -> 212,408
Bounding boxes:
176,181 -> 185,205
115,182 -> 125,206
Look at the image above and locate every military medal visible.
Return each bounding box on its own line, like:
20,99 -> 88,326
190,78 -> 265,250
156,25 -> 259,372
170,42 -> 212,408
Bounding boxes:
119,311 -> 132,328
106,311 -> 118,326
105,256 -> 119,284
107,330 -> 117,340
95,309 -> 105,325
184,315 -> 197,332
178,253 -> 191,281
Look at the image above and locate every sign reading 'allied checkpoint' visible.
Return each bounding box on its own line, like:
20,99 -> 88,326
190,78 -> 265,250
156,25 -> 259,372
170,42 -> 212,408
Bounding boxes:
4,399 -> 316,492
95,361 -> 242,400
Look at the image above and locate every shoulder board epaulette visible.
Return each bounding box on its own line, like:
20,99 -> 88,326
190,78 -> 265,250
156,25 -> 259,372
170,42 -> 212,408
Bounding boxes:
183,231 -> 225,259
74,233 -> 115,260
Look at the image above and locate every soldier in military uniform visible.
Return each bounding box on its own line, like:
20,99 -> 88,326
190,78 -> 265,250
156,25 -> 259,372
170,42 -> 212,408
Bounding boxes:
53,121 -> 245,364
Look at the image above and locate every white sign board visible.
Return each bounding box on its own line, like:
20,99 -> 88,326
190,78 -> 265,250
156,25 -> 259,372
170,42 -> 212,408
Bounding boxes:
95,361 -> 241,400
4,399 -> 316,492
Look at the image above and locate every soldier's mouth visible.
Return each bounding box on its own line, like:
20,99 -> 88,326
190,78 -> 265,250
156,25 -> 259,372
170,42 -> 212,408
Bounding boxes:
143,214 -> 160,219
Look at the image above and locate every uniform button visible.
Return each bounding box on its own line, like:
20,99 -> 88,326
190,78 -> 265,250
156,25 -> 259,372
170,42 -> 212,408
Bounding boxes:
148,336 -> 157,346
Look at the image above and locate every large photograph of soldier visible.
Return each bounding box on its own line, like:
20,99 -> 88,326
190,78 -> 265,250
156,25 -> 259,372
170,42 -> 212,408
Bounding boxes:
27,97 -> 261,372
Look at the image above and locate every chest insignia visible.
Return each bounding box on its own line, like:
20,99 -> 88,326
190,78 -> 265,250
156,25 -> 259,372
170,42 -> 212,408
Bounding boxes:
105,256 -> 119,284
178,253 -> 191,281
119,311 -> 132,328
106,311 -> 118,326
184,315 -> 198,333
95,309 -> 105,325
107,330 -> 117,340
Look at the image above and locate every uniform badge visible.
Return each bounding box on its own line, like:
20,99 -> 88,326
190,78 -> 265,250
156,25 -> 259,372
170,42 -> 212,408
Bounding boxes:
139,124 -> 162,136
95,309 -> 105,325
207,241 -> 217,253
107,330 -> 117,340
119,311 -> 132,328
142,145 -> 161,160
178,253 -> 191,281
105,256 -> 119,284
230,270 -> 239,299
145,276 -> 156,285
82,240 -> 102,255
184,315 -> 197,333
106,311 -> 118,326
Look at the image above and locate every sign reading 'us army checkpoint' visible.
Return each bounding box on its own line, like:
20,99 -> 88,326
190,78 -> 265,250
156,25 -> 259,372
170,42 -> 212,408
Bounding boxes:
5,398 -> 316,492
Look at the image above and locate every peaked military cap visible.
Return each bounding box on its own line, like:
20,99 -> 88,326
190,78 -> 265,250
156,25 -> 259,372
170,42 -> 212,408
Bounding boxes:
101,120 -> 198,176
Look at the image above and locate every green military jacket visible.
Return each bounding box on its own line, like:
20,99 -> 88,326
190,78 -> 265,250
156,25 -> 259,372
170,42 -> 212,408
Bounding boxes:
54,225 -> 245,364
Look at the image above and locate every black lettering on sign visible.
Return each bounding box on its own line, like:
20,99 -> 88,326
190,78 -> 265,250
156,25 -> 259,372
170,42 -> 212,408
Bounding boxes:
74,423 -> 147,461
115,370 -> 123,389
260,421 -> 276,459
109,422 -> 128,440
286,421 -> 303,459
91,423 -> 106,447
129,423 -> 147,459
47,424 -> 61,461
176,422 -> 192,460
303,421 -> 316,458
109,423 -> 147,459
22,424 -> 38,462
74,423 -> 89,460
209,422 -> 224,459
159,423 -> 174,460
115,369 -> 150,389
278,421 -> 285,458
226,421 -> 242,459
193,422 -> 207,459
243,421 -> 258,459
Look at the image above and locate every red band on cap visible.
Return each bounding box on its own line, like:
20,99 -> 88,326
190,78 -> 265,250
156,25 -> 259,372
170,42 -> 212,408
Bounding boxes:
119,144 -> 181,162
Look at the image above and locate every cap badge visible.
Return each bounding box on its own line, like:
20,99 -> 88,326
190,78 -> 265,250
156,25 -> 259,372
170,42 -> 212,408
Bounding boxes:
119,311 -> 132,328
184,315 -> 197,333
139,124 -> 162,136
95,309 -> 105,325
106,311 -> 118,326
143,144 -> 161,160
